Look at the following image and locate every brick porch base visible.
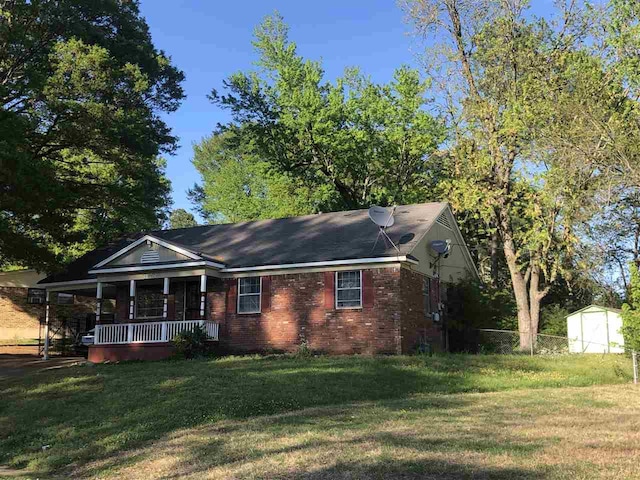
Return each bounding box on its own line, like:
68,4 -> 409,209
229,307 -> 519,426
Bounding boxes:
88,343 -> 174,362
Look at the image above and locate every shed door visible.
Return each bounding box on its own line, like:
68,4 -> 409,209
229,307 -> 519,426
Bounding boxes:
581,312 -> 607,353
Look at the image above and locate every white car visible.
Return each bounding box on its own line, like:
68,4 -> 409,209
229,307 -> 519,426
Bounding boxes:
81,328 -> 95,346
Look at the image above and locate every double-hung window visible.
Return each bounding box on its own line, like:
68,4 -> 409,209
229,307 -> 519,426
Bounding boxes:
336,271 -> 362,309
238,277 -> 261,314
136,287 -> 164,319
57,293 -> 74,305
27,288 -> 46,305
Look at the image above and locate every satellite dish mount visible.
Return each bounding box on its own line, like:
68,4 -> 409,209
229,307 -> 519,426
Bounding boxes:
429,239 -> 452,269
368,205 -> 400,253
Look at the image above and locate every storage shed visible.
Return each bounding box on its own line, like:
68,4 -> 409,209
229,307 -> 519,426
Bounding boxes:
566,305 -> 624,353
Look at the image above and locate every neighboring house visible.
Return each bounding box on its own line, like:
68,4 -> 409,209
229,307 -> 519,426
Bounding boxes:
0,269 -> 95,345
39,203 -> 478,362
567,305 -> 625,354
0,270 -> 46,342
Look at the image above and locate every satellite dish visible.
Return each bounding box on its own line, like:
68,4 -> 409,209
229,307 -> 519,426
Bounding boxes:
368,205 -> 400,253
368,206 -> 395,228
430,239 -> 451,255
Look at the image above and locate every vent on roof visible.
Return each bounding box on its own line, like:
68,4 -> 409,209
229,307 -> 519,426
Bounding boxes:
436,212 -> 453,230
140,250 -> 160,264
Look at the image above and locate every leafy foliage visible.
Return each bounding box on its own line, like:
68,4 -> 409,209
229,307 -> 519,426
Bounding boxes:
447,279 -> 516,331
621,263 -> 640,352
539,305 -> 569,337
195,13 -> 446,219
0,0 -> 183,268
168,209 -> 198,229
171,325 -> 210,359
403,1 -> 619,349
189,129 -> 324,223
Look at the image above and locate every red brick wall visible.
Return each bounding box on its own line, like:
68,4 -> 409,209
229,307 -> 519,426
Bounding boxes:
207,278 -> 227,323
91,268 -> 447,356
399,268 -> 444,353
89,343 -> 174,362
214,268 -> 402,355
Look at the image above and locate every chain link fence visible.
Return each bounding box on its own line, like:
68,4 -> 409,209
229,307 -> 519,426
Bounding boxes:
474,328 -> 638,384
476,329 -> 570,355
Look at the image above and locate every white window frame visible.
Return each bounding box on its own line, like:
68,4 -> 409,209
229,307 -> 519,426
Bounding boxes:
335,270 -> 363,310
27,288 -> 46,305
56,293 -> 74,305
237,277 -> 262,314
135,287 -> 164,319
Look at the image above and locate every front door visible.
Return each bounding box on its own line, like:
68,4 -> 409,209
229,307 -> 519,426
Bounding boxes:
185,282 -> 200,320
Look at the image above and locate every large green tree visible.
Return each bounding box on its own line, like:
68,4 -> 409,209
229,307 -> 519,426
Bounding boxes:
168,208 -> 198,229
198,13 -> 446,218
404,0 -> 609,349
189,128 -> 325,223
0,0 -> 183,268
622,263 -> 640,352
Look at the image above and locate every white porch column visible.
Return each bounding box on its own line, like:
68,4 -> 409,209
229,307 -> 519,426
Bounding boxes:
129,279 -> 136,320
96,282 -> 103,325
199,274 -> 207,320
163,277 -> 170,319
43,290 -> 50,360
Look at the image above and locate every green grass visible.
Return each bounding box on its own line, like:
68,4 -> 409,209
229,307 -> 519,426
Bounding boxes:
0,354 -> 635,479
0,338 -> 38,346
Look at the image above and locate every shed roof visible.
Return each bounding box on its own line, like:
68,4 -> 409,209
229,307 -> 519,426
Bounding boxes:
566,305 -> 622,317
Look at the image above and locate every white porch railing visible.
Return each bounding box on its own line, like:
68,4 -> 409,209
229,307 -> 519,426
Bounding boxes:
94,320 -> 219,345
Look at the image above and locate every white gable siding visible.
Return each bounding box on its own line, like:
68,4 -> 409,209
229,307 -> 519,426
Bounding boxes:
408,210 -> 475,282
108,242 -> 192,266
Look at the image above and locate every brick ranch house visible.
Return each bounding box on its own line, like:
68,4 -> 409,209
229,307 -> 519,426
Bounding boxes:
38,203 -> 478,362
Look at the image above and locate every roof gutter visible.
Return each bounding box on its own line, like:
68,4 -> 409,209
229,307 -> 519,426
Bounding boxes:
88,260 -> 225,275
219,255 -> 416,273
37,278 -> 98,288
41,256 -> 415,287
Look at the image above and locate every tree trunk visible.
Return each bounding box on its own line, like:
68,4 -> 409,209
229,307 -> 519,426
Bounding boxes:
504,251 -> 533,351
528,265 -> 543,350
490,228 -> 500,287
497,207 -> 534,352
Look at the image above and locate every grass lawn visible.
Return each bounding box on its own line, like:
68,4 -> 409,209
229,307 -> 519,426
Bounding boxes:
0,338 -> 38,346
0,354 -> 637,479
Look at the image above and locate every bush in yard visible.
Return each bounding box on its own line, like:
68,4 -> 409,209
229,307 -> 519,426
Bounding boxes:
294,334 -> 312,358
539,304 -> 570,337
622,263 -> 640,352
172,325 -> 209,359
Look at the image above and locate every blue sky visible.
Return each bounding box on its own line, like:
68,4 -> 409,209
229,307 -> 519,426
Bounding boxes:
138,0 -> 552,219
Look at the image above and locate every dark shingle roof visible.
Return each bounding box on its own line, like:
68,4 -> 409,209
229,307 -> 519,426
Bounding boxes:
40,203 -> 447,284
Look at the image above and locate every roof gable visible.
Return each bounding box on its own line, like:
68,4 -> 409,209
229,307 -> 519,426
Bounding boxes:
93,235 -> 202,269
405,205 -> 480,281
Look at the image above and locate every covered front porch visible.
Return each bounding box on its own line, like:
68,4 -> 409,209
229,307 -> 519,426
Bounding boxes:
38,234 -> 232,361
42,273 -> 222,361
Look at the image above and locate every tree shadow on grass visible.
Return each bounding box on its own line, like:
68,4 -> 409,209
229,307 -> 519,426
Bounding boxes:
0,354 -> 611,478
148,390 -> 552,480
292,458 -> 549,480
0,356 -> 465,476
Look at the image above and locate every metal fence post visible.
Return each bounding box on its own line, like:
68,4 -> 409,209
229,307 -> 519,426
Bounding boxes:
530,330 -> 534,356
633,351 -> 638,385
